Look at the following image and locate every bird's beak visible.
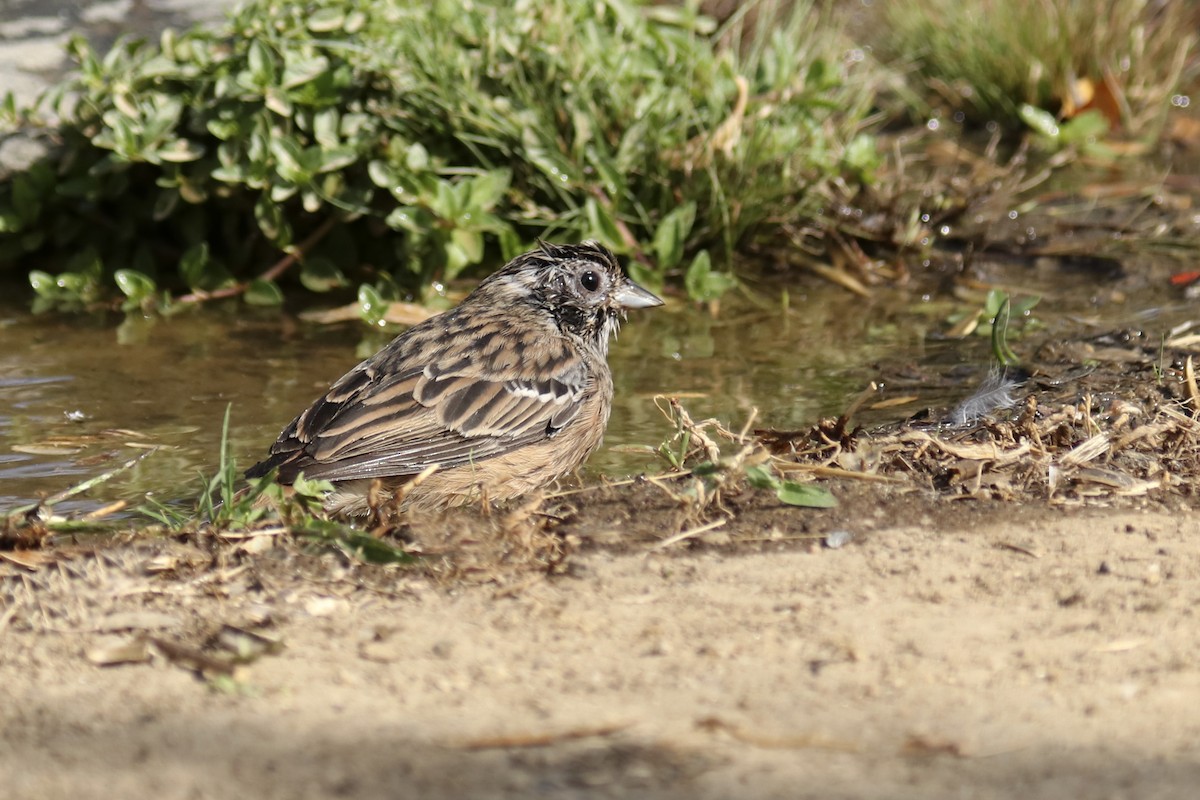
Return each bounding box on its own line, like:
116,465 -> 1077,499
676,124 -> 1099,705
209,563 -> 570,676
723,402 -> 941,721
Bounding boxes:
613,279 -> 664,310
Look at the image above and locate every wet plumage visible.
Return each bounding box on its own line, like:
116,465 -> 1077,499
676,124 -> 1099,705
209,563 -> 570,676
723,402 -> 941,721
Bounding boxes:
246,240 -> 662,514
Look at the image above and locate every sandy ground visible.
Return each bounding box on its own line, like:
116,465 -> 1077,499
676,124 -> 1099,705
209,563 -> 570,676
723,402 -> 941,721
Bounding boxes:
4,494 -> 1200,800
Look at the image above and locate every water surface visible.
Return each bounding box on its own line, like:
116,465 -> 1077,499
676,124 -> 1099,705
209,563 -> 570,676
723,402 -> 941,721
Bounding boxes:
3,258 -> 1193,516
0,283 -> 933,514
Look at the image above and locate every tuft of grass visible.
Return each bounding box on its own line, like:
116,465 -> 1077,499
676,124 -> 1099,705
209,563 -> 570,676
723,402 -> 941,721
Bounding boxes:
0,0 -> 883,312
140,403 -> 288,529
876,0 -> 1197,140
139,405 -> 414,564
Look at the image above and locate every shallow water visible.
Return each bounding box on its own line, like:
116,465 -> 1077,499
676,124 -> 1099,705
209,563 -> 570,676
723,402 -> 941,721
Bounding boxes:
3,255 -> 1196,517
0,282 -> 934,515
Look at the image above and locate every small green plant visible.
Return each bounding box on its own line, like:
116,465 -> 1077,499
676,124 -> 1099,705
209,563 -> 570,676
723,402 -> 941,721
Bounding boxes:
744,463 -> 837,508
138,403 -> 299,529
136,404 -> 316,525
947,289 -> 1039,361
655,396 -> 836,514
987,294 -> 1020,367
1019,105 -> 1114,159
139,404 -> 414,564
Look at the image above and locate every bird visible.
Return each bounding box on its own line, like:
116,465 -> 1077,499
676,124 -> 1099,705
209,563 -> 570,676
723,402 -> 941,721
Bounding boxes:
246,240 -> 663,516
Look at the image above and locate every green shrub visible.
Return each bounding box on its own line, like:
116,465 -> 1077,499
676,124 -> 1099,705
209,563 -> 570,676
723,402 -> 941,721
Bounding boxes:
0,0 -> 882,311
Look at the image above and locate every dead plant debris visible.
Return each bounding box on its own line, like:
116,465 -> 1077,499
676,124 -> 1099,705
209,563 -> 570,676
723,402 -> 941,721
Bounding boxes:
758,328 -> 1200,508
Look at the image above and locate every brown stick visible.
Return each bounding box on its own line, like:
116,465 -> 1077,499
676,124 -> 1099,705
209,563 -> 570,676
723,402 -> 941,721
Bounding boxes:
176,216 -> 338,305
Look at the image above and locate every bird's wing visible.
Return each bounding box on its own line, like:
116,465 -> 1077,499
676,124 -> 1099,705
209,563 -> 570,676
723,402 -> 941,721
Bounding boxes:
255,341 -> 591,483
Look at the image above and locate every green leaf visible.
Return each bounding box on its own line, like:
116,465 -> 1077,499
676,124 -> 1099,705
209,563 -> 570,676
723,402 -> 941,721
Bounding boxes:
498,227 -> 524,261
0,90 -> 16,123
299,256 -> 346,292
522,127 -> 577,188
282,54 -> 330,90
317,146 -> 358,173
583,197 -> 625,251
984,288 -> 1007,316
54,270 -> 91,297
292,472 -> 335,498
114,269 -> 157,301
343,10 -> 367,33
467,168 -> 511,211
0,210 -> 23,233
29,270 -> 58,298
775,482 -> 837,508
1059,109 -> 1109,144
179,242 -> 211,289
405,142 -> 429,172
12,173 -> 40,225
990,296 -> 1019,367
270,138 -> 309,183
841,134 -> 878,181
684,250 -> 734,302
652,201 -> 696,270
153,187 -> 180,220
246,40 -> 277,88
626,260 -> 663,294
1019,104 -> 1060,139
254,195 -> 291,246
265,89 -> 292,118
313,108 -> 340,148
443,233 -> 477,280
357,283 -> 388,326
244,278 -> 284,306
744,464 -> 778,490
385,205 -> 430,232
307,8 -> 346,33
156,138 -> 205,163
1012,295 -> 1040,316
299,520 -> 415,565
430,179 -> 458,219
367,159 -> 398,190
451,228 -> 484,264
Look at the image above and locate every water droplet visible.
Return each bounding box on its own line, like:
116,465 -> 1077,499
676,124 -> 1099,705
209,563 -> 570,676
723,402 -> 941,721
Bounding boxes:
824,530 -> 853,549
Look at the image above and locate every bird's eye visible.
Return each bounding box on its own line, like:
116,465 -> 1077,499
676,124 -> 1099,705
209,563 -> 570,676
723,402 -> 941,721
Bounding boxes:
579,270 -> 600,292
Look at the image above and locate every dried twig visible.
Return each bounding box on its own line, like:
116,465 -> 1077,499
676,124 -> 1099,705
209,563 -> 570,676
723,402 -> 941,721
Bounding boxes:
177,216 -> 337,305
